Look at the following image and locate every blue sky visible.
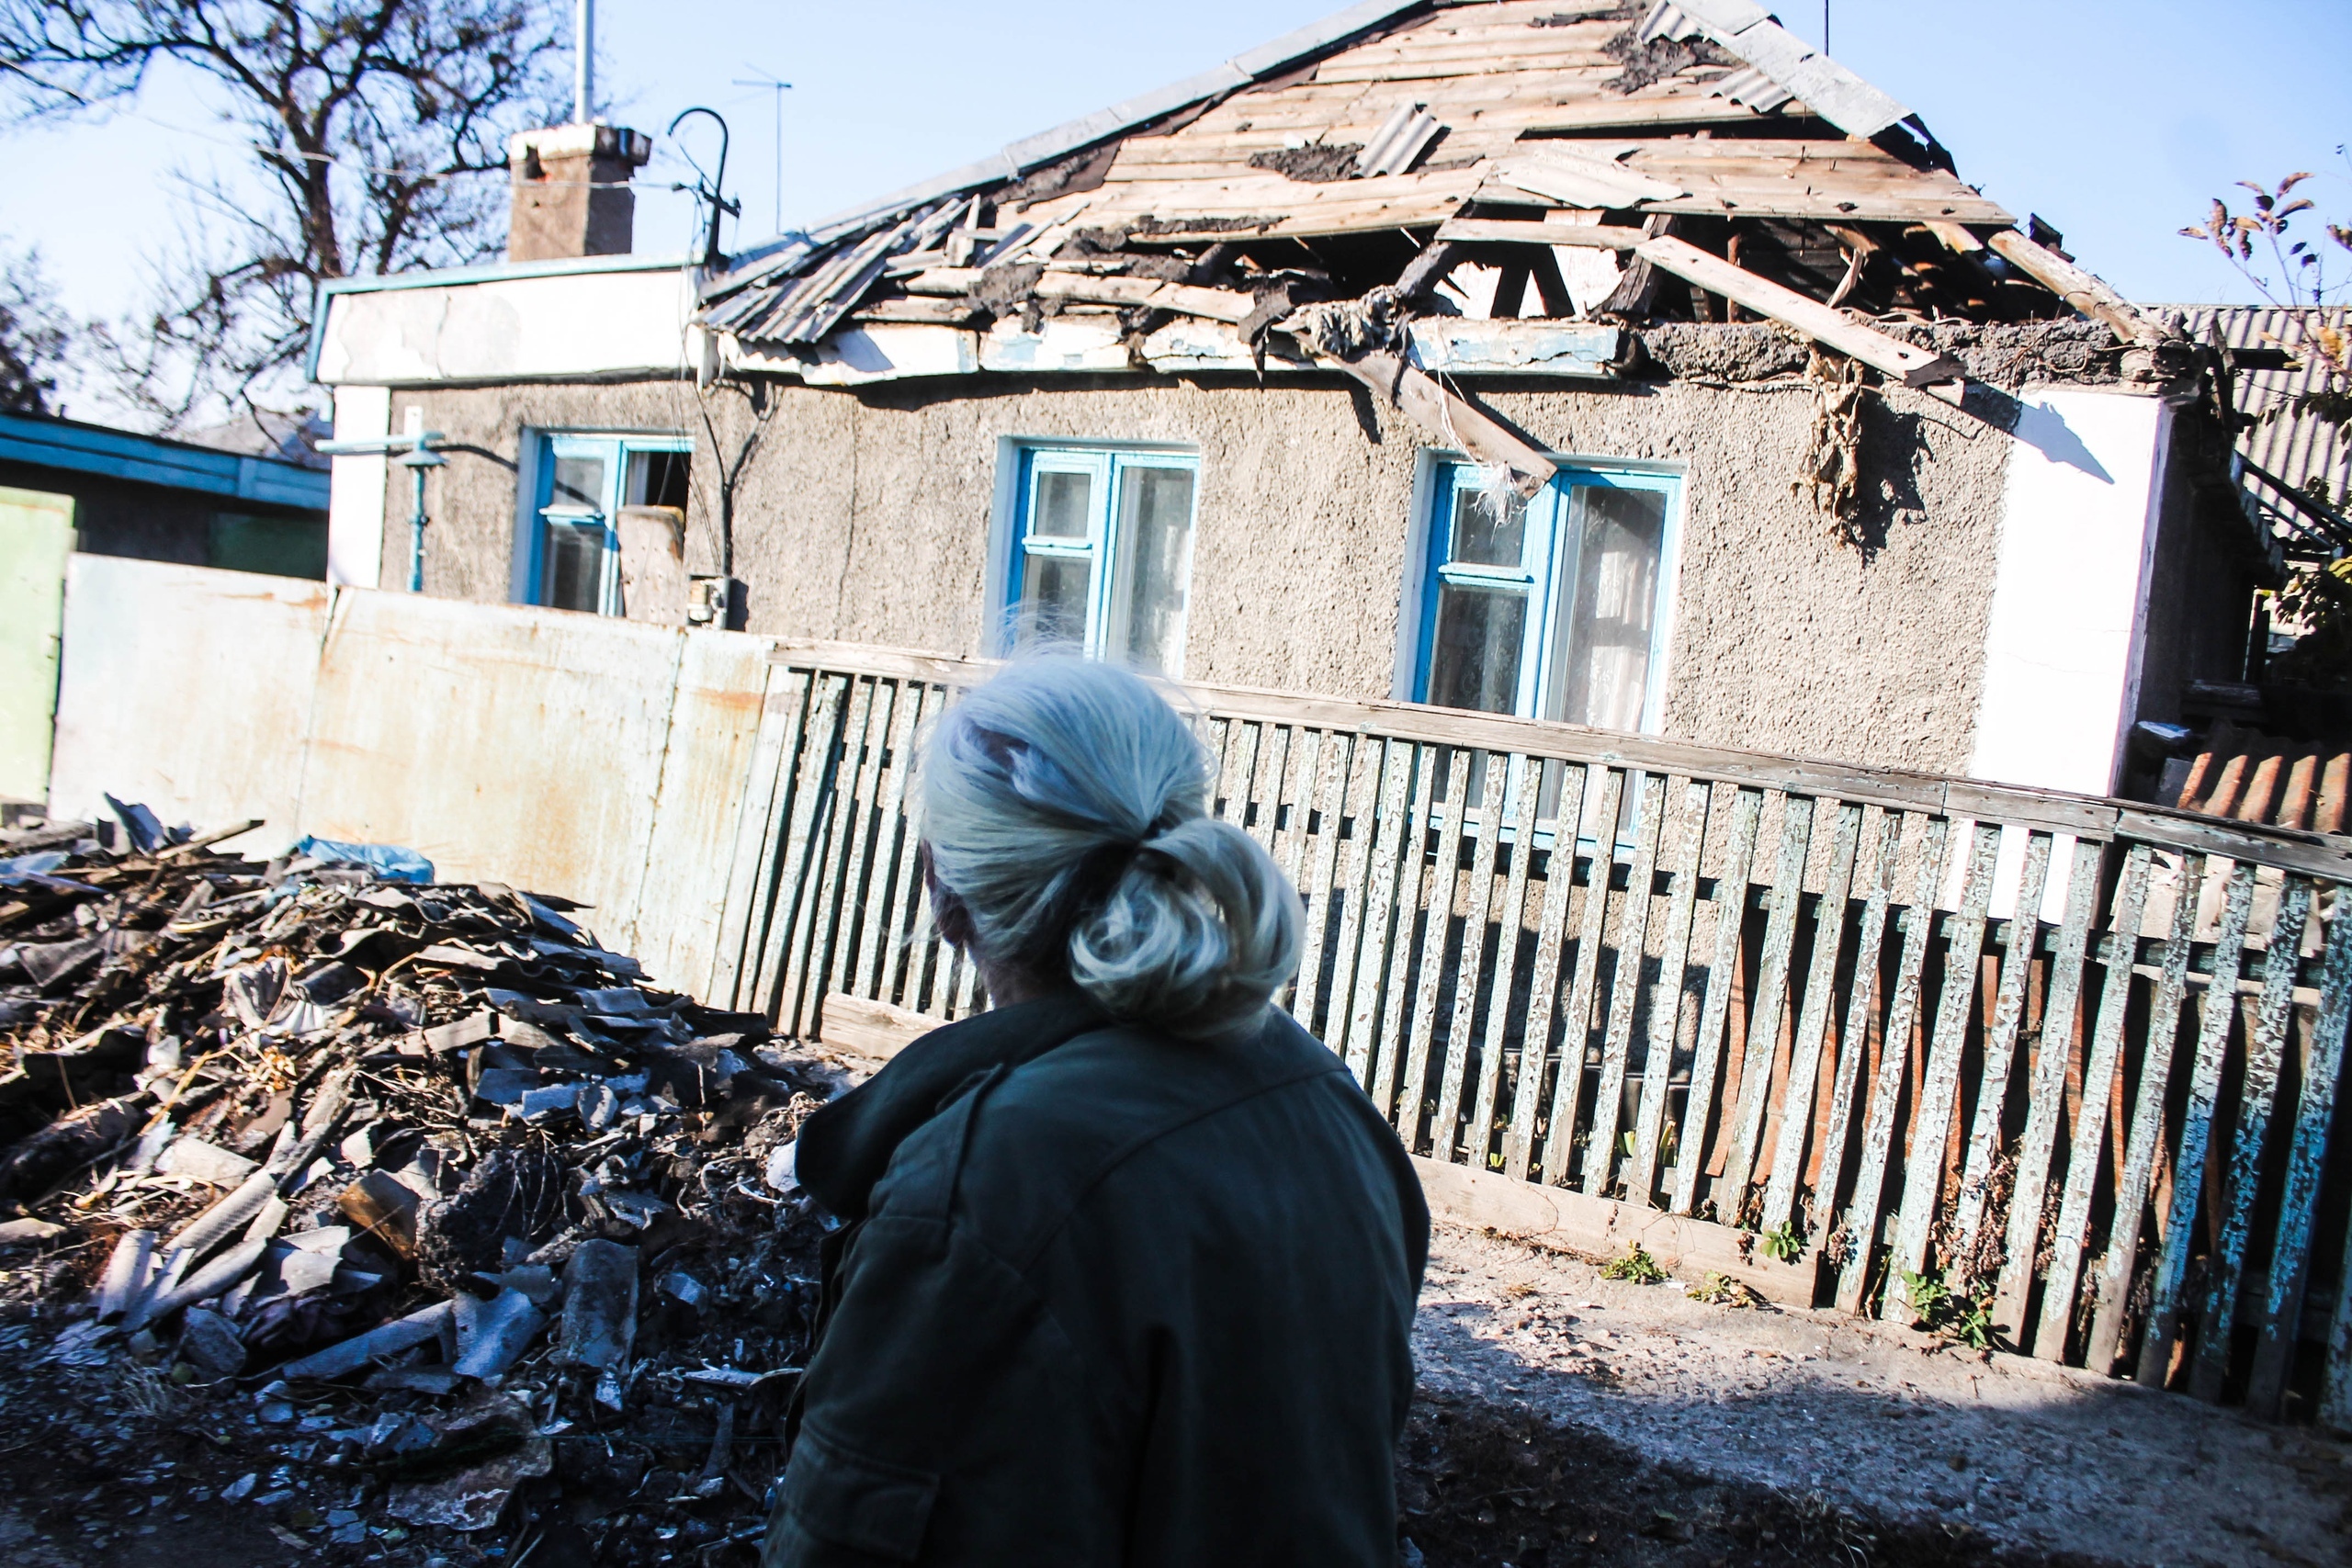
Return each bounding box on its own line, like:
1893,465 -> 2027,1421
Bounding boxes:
6,0 -> 2346,337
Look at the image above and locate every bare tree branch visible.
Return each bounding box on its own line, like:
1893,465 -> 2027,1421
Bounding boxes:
0,0 -> 570,427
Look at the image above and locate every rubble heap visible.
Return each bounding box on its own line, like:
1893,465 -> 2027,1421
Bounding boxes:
0,804 -> 862,1562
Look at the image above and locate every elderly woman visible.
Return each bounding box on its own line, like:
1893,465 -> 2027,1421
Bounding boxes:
761,657 -> 1428,1566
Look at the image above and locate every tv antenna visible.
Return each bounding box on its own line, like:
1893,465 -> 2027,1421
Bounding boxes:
730,69 -> 793,235
666,107 -> 740,268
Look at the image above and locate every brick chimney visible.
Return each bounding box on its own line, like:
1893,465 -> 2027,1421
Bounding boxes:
506,123 -> 653,263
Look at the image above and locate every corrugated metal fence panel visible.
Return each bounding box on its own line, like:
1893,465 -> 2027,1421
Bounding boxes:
48,555 -> 328,854
733,642 -> 2352,1427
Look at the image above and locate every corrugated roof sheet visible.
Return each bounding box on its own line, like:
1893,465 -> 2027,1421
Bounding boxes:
2175,306 -> 2351,501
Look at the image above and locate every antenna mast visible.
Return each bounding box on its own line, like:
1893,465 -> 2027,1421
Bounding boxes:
574,0 -> 595,122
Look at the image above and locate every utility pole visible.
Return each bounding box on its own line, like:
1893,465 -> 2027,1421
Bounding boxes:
730,69 -> 792,235
574,0 -> 595,122
1822,0 -> 1829,55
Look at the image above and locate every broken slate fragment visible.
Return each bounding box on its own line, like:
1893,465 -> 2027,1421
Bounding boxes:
556,1238 -> 638,1369
384,1437 -> 551,1531
470,1067 -> 538,1106
158,1135 -> 258,1186
178,1306 -> 246,1379
281,1299 -> 454,1380
452,1288 -> 548,1379
0,1216 -> 64,1246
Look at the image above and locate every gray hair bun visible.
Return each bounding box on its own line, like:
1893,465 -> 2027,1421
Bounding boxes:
917,656 -> 1302,1038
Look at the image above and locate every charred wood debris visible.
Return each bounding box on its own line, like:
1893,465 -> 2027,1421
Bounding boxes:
0,804 -> 853,1561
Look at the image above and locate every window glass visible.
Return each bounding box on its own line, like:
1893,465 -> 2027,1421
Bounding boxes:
1021,554 -> 1092,645
1552,486 -> 1666,732
1414,461 -> 1677,744
1006,447 -> 1200,671
627,450 -> 691,510
1449,485 -> 1526,569
1120,466 -> 1195,674
550,455 -> 606,511
1032,469 -> 1094,539
1427,583 -> 1527,714
530,433 -> 690,616
544,521 -> 605,613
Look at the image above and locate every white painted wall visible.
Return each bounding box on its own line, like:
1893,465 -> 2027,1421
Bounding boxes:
327,385 -> 391,589
1969,388 -> 2175,797
313,265 -> 696,386
1964,388 -> 2175,922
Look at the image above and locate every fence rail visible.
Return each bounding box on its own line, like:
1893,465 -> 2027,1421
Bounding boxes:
714,641 -> 2352,1428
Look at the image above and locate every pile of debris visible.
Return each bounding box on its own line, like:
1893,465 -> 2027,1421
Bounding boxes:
0,803 -> 864,1562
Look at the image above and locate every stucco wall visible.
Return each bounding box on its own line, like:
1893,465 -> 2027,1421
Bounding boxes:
380,365 -> 2014,773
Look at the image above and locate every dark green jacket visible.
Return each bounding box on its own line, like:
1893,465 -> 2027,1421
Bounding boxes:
762,993 -> 1429,1566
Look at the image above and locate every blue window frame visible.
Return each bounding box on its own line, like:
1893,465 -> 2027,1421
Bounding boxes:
1413,459 -> 1679,733
1004,445 -> 1200,675
526,431 -> 692,615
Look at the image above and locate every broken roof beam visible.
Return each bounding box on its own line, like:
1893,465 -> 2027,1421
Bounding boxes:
1634,235 -> 1963,388
1437,219 -> 1646,249
1330,348 -> 1557,499
898,267 -> 1257,325
1983,229 -> 2161,347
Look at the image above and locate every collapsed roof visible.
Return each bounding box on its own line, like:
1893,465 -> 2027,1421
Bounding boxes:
692,0 -> 2178,491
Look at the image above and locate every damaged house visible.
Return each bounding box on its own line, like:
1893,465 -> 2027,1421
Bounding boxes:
309,0 -> 2292,806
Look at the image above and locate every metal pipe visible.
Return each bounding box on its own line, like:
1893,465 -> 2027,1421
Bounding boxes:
574,0 -> 595,123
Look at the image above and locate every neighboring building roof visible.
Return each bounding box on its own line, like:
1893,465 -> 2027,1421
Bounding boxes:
2174,306 -> 2349,501
0,410 -> 330,513
176,407 -> 332,471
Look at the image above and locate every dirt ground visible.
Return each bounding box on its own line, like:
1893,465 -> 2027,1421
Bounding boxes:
0,1221 -> 2345,1566
1411,1223 -> 2352,1568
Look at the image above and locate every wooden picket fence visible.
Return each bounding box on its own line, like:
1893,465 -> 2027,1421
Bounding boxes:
710,641 -> 2352,1428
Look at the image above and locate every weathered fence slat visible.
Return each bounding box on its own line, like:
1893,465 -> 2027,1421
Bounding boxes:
1586,772 -> 1668,1197
849,678 -> 926,1003
1834,815 -> 1952,1314
1432,753 -> 1511,1160
1373,746 -> 1441,1118
1811,807 -> 1905,1242
1763,800 -> 1863,1235
751,673 -> 847,1030
1398,749 -> 1475,1145
1669,785 -> 1762,1214
2189,876 -> 2317,1401
1288,729 -> 1349,1032
1343,740 -> 1415,1088
1544,767 -> 1624,1189
1952,829 -> 2055,1259
1722,795 -> 1817,1206
1320,735 -> 1385,1066
2031,841 -> 2154,1359
1505,762 -> 1588,1182
2084,850 -> 2205,1373
1629,777 -> 1712,1208
2136,860 -> 2258,1389
1464,756 -> 1542,1172
2245,908 -> 2352,1415
1885,821 -> 2002,1320
1991,836 -> 2105,1340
